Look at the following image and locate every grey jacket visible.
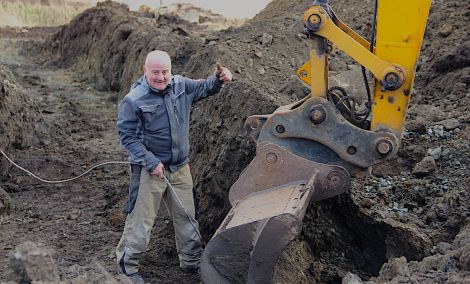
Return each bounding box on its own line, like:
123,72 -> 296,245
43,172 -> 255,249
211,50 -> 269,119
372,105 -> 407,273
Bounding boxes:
117,74 -> 223,172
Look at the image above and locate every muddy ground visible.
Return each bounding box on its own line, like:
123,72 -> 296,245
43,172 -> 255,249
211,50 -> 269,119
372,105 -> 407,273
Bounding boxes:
0,0 -> 469,283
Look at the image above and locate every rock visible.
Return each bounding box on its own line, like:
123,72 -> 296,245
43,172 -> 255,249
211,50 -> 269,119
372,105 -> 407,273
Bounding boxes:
408,105 -> 446,123
258,33 -> 273,45
376,257 -> 410,281
254,51 -> 263,58
427,125 -> 448,139
329,59 -> 348,72
278,75 -> 310,100
9,241 -> 61,283
67,209 -> 82,220
435,203 -> 451,220
427,147 -> 442,160
359,198 -> 374,209
342,272 -> 363,284
406,118 -> 427,134
0,186 -> 11,215
257,67 -> 266,75
459,244 -> 470,271
412,156 -> 436,175
329,66 -> 367,102
296,33 -> 307,41
377,188 -> 390,202
436,242 -> 452,254
453,221 -> 470,248
453,82 -> 467,94
247,58 -> 254,67
437,119 -> 460,131
438,23 -> 453,37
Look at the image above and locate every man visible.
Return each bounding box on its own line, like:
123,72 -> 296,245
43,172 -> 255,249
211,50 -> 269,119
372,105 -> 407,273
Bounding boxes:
116,50 -> 232,283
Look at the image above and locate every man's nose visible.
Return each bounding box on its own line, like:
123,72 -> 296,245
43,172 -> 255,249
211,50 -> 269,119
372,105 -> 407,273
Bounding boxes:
156,73 -> 164,81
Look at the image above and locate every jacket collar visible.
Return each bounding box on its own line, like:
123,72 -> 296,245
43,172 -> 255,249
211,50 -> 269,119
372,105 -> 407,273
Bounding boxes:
142,75 -> 173,95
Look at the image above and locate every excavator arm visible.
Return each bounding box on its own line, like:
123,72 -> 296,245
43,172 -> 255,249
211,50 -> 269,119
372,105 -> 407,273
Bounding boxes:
201,1 -> 431,283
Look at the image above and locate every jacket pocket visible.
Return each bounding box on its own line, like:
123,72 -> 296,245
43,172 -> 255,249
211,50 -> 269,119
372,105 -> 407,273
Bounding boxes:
139,104 -> 163,132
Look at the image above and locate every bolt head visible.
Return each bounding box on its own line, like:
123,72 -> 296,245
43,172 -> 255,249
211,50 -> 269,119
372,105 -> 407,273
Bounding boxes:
266,152 -> 278,164
308,105 -> 326,125
376,139 -> 393,155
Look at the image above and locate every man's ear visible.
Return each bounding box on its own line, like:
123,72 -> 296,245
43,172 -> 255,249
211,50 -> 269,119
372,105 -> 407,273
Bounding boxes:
143,65 -> 146,74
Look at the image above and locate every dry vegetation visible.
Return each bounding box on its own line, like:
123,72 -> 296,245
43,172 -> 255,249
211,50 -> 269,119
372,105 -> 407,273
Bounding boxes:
0,0 -> 93,27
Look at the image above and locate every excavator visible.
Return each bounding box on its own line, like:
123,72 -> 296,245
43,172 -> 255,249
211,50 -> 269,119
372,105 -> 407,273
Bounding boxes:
200,0 -> 432,282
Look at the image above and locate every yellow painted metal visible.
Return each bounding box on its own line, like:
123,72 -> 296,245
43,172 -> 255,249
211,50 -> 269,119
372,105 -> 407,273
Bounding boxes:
370,0 -> 432,136
296,15 -> 373,87
302,6 -> 401,83
296,61 -> 311,86
332,13 -> 372,51
309,36 -> 328,97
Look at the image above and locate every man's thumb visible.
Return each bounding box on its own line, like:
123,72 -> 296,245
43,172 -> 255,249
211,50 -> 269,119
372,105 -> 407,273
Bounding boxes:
216,62 -> 223,73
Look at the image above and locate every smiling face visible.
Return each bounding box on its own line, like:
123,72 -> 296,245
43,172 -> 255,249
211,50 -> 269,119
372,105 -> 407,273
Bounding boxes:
143,51 -> 172,91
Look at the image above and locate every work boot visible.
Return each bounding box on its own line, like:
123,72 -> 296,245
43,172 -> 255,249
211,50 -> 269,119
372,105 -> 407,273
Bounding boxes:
180,266 -> 199,274
126,272 -> 145,284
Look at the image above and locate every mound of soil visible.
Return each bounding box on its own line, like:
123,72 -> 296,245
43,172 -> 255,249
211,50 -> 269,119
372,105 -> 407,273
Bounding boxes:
0,64 -> 39,174
1,0 -> 468,283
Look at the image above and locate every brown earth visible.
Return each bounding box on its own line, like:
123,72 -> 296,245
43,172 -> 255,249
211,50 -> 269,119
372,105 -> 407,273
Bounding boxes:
0,0 -> 469,283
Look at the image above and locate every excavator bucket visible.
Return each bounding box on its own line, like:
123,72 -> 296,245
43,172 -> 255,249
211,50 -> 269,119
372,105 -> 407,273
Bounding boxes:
200,143 -> 350,283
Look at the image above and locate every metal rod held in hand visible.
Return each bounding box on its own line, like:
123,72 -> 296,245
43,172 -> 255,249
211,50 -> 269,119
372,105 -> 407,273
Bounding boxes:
163,175 -> 205,246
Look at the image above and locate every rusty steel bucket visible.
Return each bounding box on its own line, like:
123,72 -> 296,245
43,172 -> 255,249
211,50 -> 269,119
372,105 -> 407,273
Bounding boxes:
200,144 -> 350,283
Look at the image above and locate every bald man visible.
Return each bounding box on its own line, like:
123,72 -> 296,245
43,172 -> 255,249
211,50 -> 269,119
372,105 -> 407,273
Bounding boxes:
116,50 -> 232,283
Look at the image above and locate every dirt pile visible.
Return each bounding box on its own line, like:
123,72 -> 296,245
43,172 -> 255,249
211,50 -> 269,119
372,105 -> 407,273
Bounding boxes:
44,1 -> 208,93
0,64 -> 40,174
8,0 -> 469,282
151,3 -> 244,31
361,218 -> 470,283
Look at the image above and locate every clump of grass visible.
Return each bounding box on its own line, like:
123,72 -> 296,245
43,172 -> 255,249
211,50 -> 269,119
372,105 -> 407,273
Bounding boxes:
0,1 -> 92,27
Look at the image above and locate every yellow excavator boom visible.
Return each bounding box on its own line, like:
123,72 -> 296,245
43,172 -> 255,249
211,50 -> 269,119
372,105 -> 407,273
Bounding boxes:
200,1 -> 432,283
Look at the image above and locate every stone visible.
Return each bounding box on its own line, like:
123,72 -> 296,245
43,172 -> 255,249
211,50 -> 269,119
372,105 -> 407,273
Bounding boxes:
413,156 -> 437,176
436,242 -> 452,254
435,203 -> 451,220
9,241 -> 61,283
427,147 -> 442,160
296,33 -> 307,41
452,82 -> 467,94
377,188 -> 390,202
329,66 -> 367,103
278,75 -> 310,100
342,272 -> 363,284
258,33 -> 273,45
437,119 -> 460,131
438,23 -> 453,37
406,118 -> 427,134
359,198 -> 374,209
257,67 -> 266,75
254,51 -> 263,58
377,257 -> 410,281
459,244 -> 470,271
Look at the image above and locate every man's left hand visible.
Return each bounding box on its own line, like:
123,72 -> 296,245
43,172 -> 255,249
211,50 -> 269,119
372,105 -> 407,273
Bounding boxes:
216,63 -> 233,82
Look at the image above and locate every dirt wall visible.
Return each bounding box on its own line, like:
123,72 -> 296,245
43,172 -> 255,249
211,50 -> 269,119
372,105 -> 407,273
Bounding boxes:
0,65 -> 40,175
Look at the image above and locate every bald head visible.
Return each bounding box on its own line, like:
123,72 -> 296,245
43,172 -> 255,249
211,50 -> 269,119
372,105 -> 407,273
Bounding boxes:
144,50 -> 172,91
145,50 -> 172,69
